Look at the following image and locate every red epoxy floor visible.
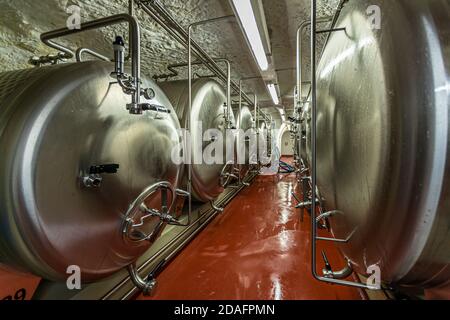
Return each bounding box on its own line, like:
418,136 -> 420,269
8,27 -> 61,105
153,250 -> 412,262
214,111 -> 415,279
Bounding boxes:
137,165 -> 366,300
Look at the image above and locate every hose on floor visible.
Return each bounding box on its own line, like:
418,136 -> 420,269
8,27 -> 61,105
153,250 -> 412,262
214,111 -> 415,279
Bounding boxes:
279,160 -> 295,174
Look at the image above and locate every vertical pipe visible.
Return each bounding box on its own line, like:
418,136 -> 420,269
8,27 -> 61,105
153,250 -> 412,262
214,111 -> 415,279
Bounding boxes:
187,25 -> 193,220
257,100 -> 259,132
310,0 -> 318,279
133,0 -> 374,291
295,24 -> 302,170
295,17 -> 331,171
125,0 -> 134,62
293,87 -> 298,165
129,0 -> 134,16
296,17 -> 331,108
253,93 -> 258,128
142,2 -> 256,108
254,93 -> 258,165
294,88 -> 297,112
238,80 -> 243,184
225,60 -> 231,128
40,14 -> 141,113
185,16 -> 233,214
296,27 -> 302,108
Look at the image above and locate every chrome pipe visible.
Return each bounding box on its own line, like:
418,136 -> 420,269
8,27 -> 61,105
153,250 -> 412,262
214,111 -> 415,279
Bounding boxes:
158,20 -> 235,228
308,0 -> 376,290
185,16 -> 234,228
316,227 -> 357,243
295,199 -> 319,209
138,3 -> 188,48
311,0 -> 319,282
163,58 -> 232,128
302,0 -> 348,104
293,87 -> 297,122
41,14 -> 141,110
160,61 -> 206,79
296,16 -> 332,106
148,1 -> 228,77
316,27 -> 346,34
323,260 -> 353,280
129,0 -> 134,16
238,79 -> 243,184
259,109 -> 271,122
139,1 -> 257,108
254,93 -> 259,165
187,23 -> 193,228
127,263 -> 156,296
225,59 -> 231,128
75,48 -> 110,62
237,76 -> 262,174
210,200 -> 224,212
316,236 -> 350,243
315,210 -> 343,222
125,0 -> 135,62
254,93 -> 258,129
295,16 -> 331,174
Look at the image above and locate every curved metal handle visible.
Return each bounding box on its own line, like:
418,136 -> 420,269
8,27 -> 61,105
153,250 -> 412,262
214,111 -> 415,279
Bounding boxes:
219,161 -> 237,188
75,47 -> 111,62
127,262 -> 157,296
321,253 -> 353,280
41,13 -> 143,114
122,181 -> 175,244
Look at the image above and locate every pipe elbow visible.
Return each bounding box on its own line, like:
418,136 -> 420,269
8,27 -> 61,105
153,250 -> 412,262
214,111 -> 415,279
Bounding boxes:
323,259 -> 353,280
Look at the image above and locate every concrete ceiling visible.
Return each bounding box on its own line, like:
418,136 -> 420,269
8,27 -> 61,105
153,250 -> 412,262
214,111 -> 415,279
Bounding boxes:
264,0 -> 339,113
0,0 -> 340,121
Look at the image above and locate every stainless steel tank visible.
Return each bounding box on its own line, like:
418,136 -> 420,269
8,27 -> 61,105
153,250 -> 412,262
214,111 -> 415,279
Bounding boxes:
0,61 -> 182,282
316,0 -> 450,289
258,120 -> 271,165
236,105 -> 255,178
300,102 -> 311,165
160,79 -> 235,202
293,117 -> 301,161
293,123 -> 300,165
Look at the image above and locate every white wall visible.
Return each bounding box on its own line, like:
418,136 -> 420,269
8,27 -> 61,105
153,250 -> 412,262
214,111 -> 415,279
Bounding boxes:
281,128 -> 293,156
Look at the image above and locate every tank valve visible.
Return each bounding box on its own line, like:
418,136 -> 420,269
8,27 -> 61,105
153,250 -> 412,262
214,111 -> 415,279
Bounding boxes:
83,174 -> 103,188
321,251 -> 353,279
141,104 -> 171,114
82,164 -> 119,188
110,36 -> 157,115
112,36 -> 125,77
142,88 -> 155,100
28,52 -> 72,67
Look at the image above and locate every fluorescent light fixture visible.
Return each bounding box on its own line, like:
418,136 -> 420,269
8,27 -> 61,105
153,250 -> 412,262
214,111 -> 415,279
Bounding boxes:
232,0 -> 269,71
267,83 -> 279,105
278,107 -> 286,122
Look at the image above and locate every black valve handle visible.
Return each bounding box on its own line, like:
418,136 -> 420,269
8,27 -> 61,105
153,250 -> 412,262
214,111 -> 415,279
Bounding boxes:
89,164 -> 120,175
141,104 -> 171,113
113,35 -> 125,46
321,250 -> 333,273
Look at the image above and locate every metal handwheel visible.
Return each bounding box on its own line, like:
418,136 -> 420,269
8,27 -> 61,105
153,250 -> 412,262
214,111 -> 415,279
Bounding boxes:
219,160 -> 238,188
122,181 -> 177,295
122,181 -> 176,244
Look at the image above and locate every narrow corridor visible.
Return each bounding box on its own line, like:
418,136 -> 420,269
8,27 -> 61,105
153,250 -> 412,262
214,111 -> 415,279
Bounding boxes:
138,166 -> 366,300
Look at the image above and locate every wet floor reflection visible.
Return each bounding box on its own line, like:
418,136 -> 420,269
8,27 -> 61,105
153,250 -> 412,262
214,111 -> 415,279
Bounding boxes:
138,162 -> 366,300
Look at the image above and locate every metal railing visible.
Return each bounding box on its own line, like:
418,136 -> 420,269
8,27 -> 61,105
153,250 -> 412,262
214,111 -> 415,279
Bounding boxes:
40,14 -> 144,113
305,0 -> 377,290
136,0 -> 268,120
